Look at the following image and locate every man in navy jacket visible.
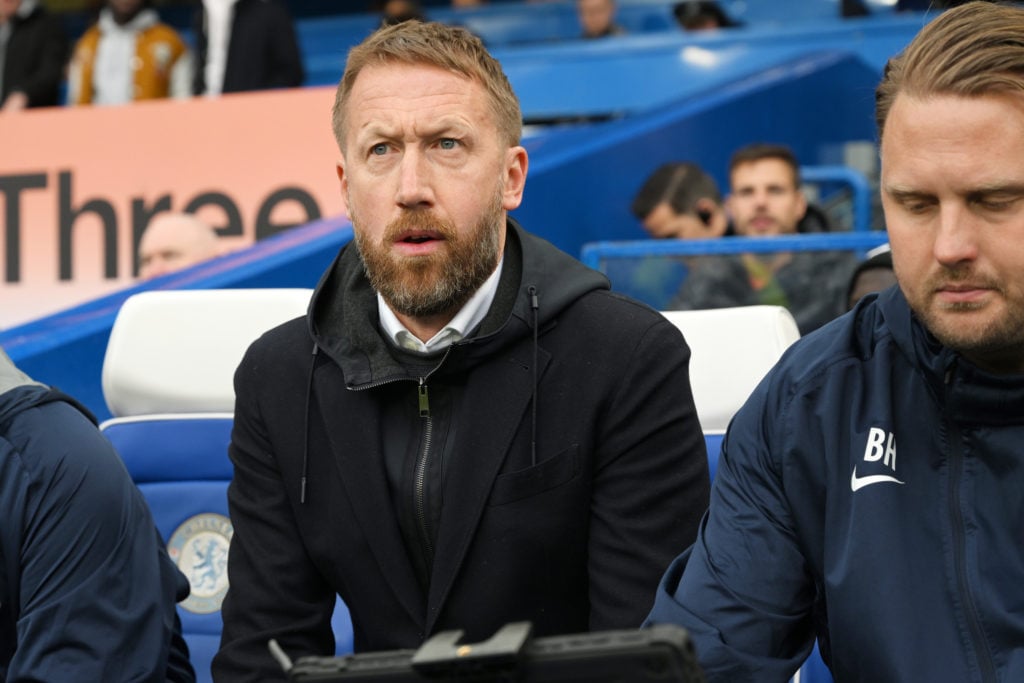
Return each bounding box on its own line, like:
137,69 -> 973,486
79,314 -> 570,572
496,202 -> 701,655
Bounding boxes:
647,2 -> 1024,681
0,348 -> 194,681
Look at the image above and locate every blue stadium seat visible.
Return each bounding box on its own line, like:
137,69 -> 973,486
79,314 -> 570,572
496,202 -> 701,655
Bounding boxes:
659,306 -> 831,682
98,289 -> 353,682
795,640 -> 834,683
659,306 -> 800,435
703,430 -> 725,481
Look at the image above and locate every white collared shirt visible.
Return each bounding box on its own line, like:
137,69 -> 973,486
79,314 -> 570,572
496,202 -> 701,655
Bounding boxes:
378,258 -> 504,355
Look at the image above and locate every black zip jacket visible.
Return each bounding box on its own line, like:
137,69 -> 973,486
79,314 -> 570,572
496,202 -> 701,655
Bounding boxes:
214,220 -> 709,681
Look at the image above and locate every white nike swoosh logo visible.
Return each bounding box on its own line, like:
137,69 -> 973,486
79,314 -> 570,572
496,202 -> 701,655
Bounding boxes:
850,467 -> 905,492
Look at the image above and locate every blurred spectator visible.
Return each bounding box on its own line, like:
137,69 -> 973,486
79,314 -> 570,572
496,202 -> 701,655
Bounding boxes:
841,0 -> 871,17
577,0 -> 625,39
379,0 -> 426,26
670,143 -> 856,334
632,162 -> 731,239
727,143 -> 832,235
67,0 -> 191,105
627,162 -> 730,310
451,0 -> 486,6
0,0 -> 68,111
193,0 -> 304,97
672,1 -> 738,31
137,212 -> 223,280
846,243 -> 897,310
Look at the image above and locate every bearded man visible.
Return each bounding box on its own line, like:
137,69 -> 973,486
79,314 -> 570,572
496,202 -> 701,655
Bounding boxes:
212,20 -> 709,682
647,3 -> 1024,681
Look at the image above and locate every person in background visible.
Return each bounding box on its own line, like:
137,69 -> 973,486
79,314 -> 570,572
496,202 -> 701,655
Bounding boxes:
672,1 -> 738,31
632,162 -> 731,240
0,346 -> 195,681
846,243 -> 897,310
0,0 -> 68,111
727,143 -> 829,237
576,0 -> 625,38
670,143 -> 854,334
192,0 -> 304,97
67,0 -> 191,105
647,3 -> 1024,680
213,20 -> 708,681
138,212 -> 223,280
618,160 -> 733,309
379,0 -> 426,25
627,162 -> 732,310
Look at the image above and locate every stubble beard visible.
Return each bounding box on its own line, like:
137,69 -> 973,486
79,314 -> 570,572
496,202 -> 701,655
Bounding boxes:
352,191 -> 504,319
908,265 -> 1024,370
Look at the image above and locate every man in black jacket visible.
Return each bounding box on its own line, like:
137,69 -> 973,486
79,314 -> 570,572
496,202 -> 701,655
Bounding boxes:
0,0 -> 67,110
213,20 -> 709,682
192,0 -> 303,96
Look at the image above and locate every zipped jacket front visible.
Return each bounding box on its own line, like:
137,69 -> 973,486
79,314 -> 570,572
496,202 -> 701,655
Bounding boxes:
648,285 -> 1024,683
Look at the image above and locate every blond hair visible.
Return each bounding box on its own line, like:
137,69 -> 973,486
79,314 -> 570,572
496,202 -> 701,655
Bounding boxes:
876,2 -> 1024,141
331,21 -> 522,151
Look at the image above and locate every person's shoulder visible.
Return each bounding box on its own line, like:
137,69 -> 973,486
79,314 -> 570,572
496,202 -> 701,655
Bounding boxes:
147,22 -> 189,48
768,295 -> 894,394
241,314 -> 311,367
567,289 -> 685,343
5,394 -> 124,488
73,22 -> 100,48
579,287 -> 664,316
19,3 -> 50,25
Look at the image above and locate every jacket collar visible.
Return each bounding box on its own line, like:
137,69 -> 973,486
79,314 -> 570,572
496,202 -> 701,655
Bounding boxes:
306,218 -> 608,388
879,285 -> 1024,426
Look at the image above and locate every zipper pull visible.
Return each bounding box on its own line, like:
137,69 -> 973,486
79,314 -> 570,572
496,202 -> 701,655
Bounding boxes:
418,379 -> 430,418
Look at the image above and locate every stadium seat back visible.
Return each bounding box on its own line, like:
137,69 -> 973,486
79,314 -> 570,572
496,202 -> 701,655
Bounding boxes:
99,289 -> 353,683
662,306 -> 830,682
661,306 -> 800,434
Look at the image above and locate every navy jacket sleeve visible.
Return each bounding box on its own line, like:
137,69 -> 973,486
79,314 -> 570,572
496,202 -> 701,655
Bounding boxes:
645,375 -> 816,682
0,399 -> 195,682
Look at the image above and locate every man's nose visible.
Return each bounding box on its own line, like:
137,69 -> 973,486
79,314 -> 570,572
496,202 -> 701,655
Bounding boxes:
394,150 -> 434,209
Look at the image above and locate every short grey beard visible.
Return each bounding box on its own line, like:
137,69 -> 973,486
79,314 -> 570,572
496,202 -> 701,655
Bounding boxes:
351,193 -> 504,319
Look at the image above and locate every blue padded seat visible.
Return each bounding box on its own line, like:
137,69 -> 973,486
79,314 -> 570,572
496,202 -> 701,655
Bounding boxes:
703,430 -> 725,482
100,413 -> 355,681
99,289 -> 352,683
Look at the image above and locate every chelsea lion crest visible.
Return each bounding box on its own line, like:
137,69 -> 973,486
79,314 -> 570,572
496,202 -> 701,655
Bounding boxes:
167,513 -> 233,614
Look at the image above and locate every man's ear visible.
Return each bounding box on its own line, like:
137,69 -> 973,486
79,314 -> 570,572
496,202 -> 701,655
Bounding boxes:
502,146 -> 529,211
796,188 -> 808,219
336,160 -> 350,219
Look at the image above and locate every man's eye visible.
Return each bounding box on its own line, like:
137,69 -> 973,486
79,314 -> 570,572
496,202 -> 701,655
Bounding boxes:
439,138 -> 458,150
975,197 -> 1018,212
370,143 -> 388,156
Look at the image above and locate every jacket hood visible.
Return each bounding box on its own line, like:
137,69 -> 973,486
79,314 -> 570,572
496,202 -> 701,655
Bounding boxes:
306,218 -> 609,386
0,348 -> 50,424
872,285 -> 1024,426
